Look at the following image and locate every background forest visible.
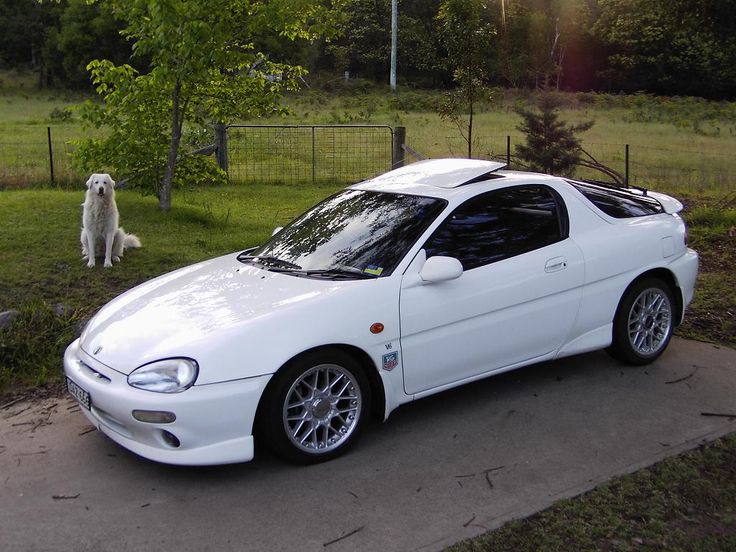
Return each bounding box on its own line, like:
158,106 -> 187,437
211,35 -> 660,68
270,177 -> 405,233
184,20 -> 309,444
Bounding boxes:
2,0 -> 735,99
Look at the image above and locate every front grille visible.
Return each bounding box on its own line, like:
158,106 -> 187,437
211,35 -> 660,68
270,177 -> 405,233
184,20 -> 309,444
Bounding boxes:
78,360 -> 112,383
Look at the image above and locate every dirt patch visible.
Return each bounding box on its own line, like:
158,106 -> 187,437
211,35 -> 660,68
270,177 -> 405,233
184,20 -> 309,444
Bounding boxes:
0,381 -> 65,409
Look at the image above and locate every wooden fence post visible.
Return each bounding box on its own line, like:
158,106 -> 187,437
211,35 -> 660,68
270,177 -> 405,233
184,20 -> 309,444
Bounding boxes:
215,123 -> 228,173
392,126 -> 406,169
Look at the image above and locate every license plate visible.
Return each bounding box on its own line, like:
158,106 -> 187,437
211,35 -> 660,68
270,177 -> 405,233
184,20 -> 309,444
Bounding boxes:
66,377 -> 91,410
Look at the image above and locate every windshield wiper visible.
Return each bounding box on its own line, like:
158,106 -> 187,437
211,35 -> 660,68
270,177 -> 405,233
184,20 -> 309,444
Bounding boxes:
237,254 -> 302,270
293,267 -> 379,280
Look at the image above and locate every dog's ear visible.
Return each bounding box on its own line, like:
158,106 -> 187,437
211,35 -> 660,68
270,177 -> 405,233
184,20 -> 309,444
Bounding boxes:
85,174 -> 95,189
108,175 -> 116,188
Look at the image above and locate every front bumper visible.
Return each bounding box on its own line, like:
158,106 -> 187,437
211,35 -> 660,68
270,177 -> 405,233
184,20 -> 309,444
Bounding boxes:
63,339 -> 271,466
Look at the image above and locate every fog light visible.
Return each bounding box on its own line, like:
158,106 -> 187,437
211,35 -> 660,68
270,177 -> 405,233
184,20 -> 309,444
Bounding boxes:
132,410 -> 176,424
161,430 -> 180,448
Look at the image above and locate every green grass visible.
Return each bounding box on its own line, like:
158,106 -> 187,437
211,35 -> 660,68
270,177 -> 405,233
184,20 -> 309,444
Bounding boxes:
1,71 -> 734,552
447,434 -> 736,552
666,191 -> 736,349
0,182 -> 342,391
0,70 -> 91,187
253,88 -> 736,192
2,75 -> 736,192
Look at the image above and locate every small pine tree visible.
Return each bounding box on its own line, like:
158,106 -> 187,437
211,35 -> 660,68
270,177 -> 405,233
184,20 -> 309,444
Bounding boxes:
514,94 -> 593,176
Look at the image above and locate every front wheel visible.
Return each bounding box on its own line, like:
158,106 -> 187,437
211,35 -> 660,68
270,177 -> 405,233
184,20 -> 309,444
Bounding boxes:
257,349 -> 370,464
607,278 -> 675,365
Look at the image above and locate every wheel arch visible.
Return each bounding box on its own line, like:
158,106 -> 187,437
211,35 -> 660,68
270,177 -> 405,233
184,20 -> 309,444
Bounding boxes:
254,344 -> 387,433
619,268 -> 684,326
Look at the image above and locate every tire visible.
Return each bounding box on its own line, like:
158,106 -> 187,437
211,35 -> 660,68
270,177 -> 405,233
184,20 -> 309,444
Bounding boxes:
257,349 -> 371,464
607,277 -> 675,365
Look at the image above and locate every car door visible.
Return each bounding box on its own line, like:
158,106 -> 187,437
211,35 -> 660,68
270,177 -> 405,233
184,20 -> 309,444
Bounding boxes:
399,184 -> 584,395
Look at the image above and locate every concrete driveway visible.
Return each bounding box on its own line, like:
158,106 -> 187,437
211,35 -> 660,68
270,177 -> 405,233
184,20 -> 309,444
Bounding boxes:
2,337 -> 735,552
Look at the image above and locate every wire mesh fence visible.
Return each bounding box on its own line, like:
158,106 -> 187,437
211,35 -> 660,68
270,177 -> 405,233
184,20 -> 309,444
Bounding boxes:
1,125 -> 734,194
435,134 -> 736,192
226,125 -> 395,185
0,126 -> 81,188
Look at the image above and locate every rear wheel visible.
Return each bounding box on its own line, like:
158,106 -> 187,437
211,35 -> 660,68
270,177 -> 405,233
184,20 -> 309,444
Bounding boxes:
607,278 -> 675,365
257,349 -> 370,464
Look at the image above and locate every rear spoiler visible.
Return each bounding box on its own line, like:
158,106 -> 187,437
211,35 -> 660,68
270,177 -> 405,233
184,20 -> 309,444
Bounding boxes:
647,191 -> 684,214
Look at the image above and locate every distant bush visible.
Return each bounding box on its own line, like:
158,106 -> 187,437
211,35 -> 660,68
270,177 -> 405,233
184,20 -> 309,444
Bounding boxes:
49,106 -> 73,122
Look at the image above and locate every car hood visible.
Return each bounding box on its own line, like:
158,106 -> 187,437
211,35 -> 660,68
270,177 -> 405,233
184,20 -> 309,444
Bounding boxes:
79,254 -> 356,377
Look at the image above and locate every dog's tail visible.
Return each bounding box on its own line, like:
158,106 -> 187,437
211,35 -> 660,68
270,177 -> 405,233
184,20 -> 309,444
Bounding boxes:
120,228 -> 142,249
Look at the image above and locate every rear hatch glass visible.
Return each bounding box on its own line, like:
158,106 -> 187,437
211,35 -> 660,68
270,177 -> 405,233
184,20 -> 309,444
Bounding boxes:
568,181 -> 664,218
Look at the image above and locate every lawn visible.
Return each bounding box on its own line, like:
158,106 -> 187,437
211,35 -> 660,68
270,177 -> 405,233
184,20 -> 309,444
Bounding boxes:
0,183 -> 733,552
0,182 -> 343,391
1,72 -> 735,551
2,71 -> 736,192
448,434 -> 736,552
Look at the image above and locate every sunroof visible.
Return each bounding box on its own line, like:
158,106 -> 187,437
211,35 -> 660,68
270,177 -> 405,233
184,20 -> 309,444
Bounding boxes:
368,159 -> 507,189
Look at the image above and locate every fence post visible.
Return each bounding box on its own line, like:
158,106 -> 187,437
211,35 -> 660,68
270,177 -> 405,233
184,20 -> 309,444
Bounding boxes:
47,126 -> 55,186
215,123 -> 228,173
392,126 -> 406,168
625,143 -> 630,186
311,126 -> 316,184
506,135 -> 511,168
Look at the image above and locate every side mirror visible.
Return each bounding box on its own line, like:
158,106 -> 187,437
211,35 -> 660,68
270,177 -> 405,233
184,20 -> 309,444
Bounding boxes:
271,226 -> 284,236
419,256 -> 463,283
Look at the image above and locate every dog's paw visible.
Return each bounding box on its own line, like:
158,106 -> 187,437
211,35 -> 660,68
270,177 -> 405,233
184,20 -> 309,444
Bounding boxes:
113,256 -> 121,263
104,260 -> 113,268
87,259 -> 95,268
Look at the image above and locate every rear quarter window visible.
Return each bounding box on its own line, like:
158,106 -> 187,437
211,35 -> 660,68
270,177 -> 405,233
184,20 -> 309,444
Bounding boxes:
568,181 -> 664,218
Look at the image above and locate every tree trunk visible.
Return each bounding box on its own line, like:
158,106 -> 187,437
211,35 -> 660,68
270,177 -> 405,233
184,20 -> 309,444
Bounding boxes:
467,98 -> 473,159
160,80 -> 182,212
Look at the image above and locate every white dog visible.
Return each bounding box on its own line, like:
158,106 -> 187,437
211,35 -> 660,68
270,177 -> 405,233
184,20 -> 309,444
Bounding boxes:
81,173 -> 141,268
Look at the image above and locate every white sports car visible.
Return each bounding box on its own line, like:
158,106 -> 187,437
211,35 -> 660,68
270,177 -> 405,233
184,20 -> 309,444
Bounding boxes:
63,159 -> 698,466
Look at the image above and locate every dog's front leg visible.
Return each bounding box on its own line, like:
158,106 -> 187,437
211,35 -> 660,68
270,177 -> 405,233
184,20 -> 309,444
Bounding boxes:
85,230 -> 96,267
80,230 -> 89,260
103,232 -> 115,267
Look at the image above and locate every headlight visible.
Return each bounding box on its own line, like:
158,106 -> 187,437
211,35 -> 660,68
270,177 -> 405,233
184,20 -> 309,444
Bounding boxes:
128,358 -> 198,393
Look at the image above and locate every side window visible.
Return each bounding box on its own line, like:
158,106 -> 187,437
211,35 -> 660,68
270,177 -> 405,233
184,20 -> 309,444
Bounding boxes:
423,185 -> 567,270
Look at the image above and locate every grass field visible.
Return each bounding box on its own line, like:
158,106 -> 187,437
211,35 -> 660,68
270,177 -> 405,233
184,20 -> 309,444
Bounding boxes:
2,70 -> 736,192
1,71 -> 735,551
0,182 -> 343,391
0,183 -> 733,552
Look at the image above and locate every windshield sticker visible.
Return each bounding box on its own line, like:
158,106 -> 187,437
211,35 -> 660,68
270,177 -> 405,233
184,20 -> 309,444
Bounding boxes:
382,351 -> 399,371
364,265 -> 384,276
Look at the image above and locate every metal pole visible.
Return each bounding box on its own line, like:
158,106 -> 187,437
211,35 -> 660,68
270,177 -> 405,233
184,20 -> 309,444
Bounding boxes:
625,143 -> 629,186
390,0 -> 398,91
47,127 -> 55,186
506,135 -> 511,168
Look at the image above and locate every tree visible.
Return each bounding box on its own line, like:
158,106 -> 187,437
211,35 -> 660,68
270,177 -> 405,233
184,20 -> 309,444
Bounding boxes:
41,0 -> 132,89
41,0 -> 134,88
76,0 -> 343,211
514,94 -> 593,176
436,0 -> 496,158
595,0 -> 736,98
321,0 -> 446,85
0,0 -> 63,74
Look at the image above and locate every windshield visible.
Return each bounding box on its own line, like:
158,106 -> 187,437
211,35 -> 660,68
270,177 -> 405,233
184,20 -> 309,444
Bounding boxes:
245,189 -> 446,279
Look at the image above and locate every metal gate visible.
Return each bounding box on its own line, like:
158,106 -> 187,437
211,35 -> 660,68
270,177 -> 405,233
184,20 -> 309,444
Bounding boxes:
226,125 -> 396,184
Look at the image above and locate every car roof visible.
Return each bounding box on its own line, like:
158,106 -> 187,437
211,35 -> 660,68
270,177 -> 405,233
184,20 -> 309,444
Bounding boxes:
352,158 -> 561,199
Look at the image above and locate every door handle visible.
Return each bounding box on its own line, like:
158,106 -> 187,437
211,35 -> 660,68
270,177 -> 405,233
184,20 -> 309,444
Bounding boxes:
545,257 -> 568,273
